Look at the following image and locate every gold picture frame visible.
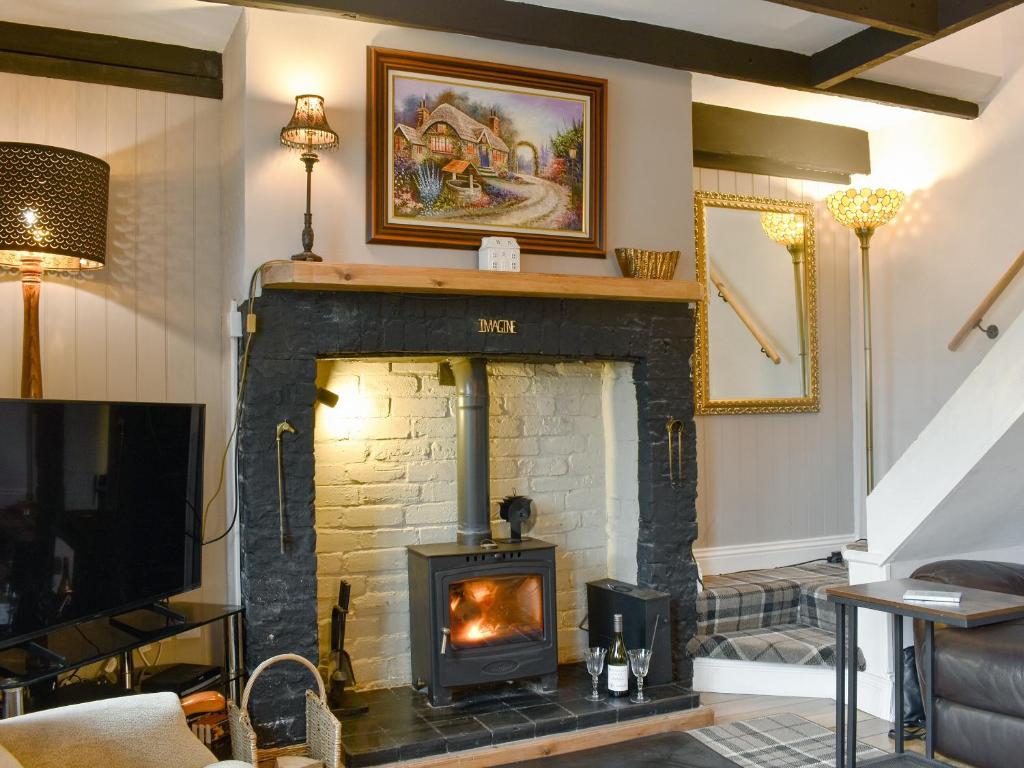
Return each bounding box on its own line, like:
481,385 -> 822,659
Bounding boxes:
694,191 -> 820,415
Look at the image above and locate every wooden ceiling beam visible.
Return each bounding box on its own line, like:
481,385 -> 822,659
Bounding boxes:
810,0 -> 1024,88
811,28 -> 921,88
693,102 -> 870,184
200,0 -> 979,118
0,21 -> 222,98
761,0 -> 940,37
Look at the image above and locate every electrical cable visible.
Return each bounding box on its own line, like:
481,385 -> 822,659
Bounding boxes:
74,624 -> 101,655
135,642 -> 163,687
202,264 -> 264,546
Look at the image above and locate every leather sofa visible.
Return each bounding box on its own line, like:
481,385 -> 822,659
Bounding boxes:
912,559 -> 1024,768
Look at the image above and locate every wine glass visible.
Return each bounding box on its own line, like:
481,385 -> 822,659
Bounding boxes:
627,648 -> 653,704
583,646 -> 607,701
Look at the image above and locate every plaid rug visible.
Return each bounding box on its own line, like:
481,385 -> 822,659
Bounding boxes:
691,713 -> 886,767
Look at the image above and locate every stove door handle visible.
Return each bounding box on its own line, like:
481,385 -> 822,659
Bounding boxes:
441,627 -> 451,656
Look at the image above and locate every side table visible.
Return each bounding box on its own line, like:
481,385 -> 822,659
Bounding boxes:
827,578 -> 1024,767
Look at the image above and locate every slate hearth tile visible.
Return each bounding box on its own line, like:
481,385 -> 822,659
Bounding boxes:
332,688 -> 399,719
613,688 -> 693,722
499,689 -> 551,709
336,716 -> 388,736
433,717 -> 494,752
557,698 -> 618,728
394,723 -> 447,761
341,731 -> 400,768
419,696 -> 510,720
518,702 -> 577,736
476,709 -> 536,744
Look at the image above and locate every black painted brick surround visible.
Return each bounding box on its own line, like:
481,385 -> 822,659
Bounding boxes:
237,290 -> 698,742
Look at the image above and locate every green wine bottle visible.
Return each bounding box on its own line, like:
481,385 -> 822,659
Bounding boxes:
607,613 -> 629,697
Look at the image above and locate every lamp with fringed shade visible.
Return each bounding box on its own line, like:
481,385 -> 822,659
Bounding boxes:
760,211 -> 810,390
281,94 -> 339,262
0,142 -> 109,398
826,186 -> 905,493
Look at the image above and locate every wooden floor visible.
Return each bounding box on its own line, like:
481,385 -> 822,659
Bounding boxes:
703,691 -> 966,766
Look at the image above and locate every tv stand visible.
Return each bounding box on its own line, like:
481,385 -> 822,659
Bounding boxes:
0,603 -> 242,719
109,602 -> 188,638
0,641 -> 66,680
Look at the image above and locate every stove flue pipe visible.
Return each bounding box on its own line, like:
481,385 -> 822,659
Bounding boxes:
449,358 -> 492,546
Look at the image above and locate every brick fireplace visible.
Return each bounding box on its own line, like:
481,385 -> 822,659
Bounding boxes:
313,358 -> 637,691
236,286 -> 697,741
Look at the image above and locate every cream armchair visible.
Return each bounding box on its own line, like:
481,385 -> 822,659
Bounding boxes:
0,692 -> 251,768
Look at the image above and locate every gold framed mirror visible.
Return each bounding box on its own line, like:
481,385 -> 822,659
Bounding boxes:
694,192 -> 820,415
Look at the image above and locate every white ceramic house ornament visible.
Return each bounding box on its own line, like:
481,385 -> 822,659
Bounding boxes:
478,236 -> 521,271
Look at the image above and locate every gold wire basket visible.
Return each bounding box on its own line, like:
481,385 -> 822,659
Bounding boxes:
228,653 -> 342,768
614,248 -> 680,280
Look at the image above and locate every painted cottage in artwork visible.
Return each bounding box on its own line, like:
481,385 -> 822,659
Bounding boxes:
394,101 -> 510,171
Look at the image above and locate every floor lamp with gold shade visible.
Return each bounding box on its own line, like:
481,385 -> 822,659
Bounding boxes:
826,187 -> 904,493
0,142 -> 110,399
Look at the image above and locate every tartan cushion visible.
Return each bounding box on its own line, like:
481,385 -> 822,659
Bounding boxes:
687,622 -> 867,670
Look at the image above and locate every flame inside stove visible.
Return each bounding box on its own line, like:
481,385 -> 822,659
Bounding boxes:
448,573 -> 544,648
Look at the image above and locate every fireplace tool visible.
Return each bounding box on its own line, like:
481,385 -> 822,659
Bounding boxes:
327,580 -> 367,716
276,421 -> 296,554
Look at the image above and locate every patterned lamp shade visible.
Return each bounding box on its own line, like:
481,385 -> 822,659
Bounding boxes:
826,187 -> 905,231
280,94 -> 339,150
0,142 -> 109,271
760,211 -> 806,247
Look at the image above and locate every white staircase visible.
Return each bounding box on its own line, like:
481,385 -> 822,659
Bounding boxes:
845,302 -> 1024,718
865,303 -> 1024,564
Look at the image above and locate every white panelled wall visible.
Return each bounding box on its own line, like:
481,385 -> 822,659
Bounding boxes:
0,73 -> 231,658
692,168 -> 857,565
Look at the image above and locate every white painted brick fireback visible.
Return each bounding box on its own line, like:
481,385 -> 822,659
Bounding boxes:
314,359 -> 639,689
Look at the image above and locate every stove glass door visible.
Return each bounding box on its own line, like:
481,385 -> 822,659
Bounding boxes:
448,573 -> 544,649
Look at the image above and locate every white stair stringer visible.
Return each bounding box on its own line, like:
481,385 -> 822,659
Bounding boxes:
867,305 -> 1024,564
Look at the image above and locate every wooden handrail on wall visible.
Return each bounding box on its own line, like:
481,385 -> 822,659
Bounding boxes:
709,264 -> 781,364
948,249 -> 1024,351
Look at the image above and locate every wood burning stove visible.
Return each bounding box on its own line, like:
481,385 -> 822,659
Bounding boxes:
408,540 -> 558,705
407,358 -> 558,705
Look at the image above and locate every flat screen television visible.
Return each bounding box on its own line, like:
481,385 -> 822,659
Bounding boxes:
0,400 -> 204,648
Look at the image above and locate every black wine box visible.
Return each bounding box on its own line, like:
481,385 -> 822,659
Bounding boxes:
586,578 -> 672,686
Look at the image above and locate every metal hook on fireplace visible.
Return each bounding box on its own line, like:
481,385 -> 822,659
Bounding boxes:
666,419 -> 684,487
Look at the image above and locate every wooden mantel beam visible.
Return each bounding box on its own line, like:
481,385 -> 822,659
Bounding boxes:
260,261 -> 704,303
200,0 -> 980,118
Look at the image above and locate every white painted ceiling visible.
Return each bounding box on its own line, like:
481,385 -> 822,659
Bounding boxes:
513,0 -> 865,55
0,0 -> 1020,129
0,0 -> 241,51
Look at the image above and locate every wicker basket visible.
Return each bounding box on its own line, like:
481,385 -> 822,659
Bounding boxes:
615,248 -> 680,280
228,653 -> 341,768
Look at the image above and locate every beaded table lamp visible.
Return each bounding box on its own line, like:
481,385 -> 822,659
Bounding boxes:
280,94 -> 339,262
826,187 -> 905,492
0,142 -> 109,398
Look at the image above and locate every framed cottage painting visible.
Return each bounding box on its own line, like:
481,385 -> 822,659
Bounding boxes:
368,48 -> 607,257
